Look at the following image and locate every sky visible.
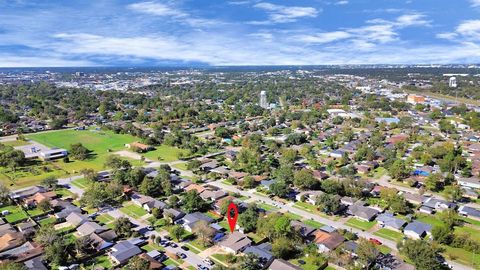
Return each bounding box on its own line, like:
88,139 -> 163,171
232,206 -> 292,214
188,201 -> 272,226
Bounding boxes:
0,0 -> 480,67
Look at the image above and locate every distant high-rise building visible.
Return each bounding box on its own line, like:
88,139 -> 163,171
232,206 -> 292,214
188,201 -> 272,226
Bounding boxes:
260,91 -> 268,109
449,77 -> 457,88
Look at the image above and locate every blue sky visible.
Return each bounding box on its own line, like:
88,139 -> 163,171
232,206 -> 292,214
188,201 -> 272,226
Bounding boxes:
0,0 -> 479,66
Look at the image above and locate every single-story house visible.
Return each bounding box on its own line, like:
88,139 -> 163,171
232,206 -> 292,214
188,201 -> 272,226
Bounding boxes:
457,177 -> 480,189
268,259 -> 301,270
23,191 -> 57,207
376,212 -> 407,231
200,189 -> 228,201
219,231 -> 252,254
458,205 -> 480,221
347,204 -> 379,221
404,221 -> 432,239
65,212 -> 88,228
163,208 -> 185,221
77,221 -> 107,237
313,230 -> 345,253
244,243 -> 274,269
109,240 -> 142,265
178,212 -> 214,232
290,220 -> 316,239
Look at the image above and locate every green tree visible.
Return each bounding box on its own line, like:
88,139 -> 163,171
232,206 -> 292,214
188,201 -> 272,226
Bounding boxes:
113,217 -> 134,238
272,237 -> 297,259
122,256 -> 149,270
37,199 -> 52,212
169,225 -> 185,241
398,239 -> 444,270
315,193 -> 342,214
432,225 -> 453,244
181,190 -> 209,213
69,143 -> 89,160
40,176 -> 58,189
293,169 -> 318,190
388,160 -> 409,180
269,180 -> 288,197
192,220 -> 215,247
0,262 -> 27,270
356,238 -> 379,267
238,204 -> 259,233
239,253 -> 262,270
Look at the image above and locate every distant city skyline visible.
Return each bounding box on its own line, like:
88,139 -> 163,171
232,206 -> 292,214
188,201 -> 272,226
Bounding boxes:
0,0 -> 480,67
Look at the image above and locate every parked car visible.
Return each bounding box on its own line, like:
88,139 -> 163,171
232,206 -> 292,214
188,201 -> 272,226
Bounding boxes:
176,252 -> 187,259
369,238 -> 382,245
170,242 -> 178,248
181,245 -> 189,251
203,258 -> 214,266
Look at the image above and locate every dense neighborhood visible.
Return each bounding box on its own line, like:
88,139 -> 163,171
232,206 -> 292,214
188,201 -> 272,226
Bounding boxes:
1,67 -> 480,270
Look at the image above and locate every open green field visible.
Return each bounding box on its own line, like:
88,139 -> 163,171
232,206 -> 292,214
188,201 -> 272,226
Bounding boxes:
27,129 -> 142,171
345,218 -> 377,231
416,214 -> 444,227
0,128 -> 187,188
455,226 -> 480,242
120,203 -> 148,219
143,145 -> 188,162
258,203 -> 279,212
373,228 -> 404,242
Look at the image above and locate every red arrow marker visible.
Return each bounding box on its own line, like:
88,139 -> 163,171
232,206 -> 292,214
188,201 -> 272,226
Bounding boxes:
227,202 -> 238,233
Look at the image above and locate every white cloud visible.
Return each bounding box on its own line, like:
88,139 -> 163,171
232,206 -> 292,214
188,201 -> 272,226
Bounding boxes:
470,0 -> 480,7
0,54 -> 93,67
296,31 -> 351,43
395,13 -> 430,27
127,2 -> 185,17
436,32 -> 457,40
335,1 -> 349,5
456,20 -> 480,39
127,1 -> 219,26
251,2 -> 319,24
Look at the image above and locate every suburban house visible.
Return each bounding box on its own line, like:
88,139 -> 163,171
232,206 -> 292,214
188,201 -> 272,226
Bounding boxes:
77,221 -> 107,237
199,189 -> 228,201
163,208 -> 185,222
109,240 -> 142,265
244,243 -> 274,269
0,232 -> 25,253
313,230 -> 345,253
268,259 -> 302,270
402,192 -> 425,205
295,190 -> 324,205
290,220 -> 316,239
457,177 -> 480,189
421,197 -> 456,213
89,233 -> 115,251
219,231 -> 252,254
458,205 -> 480,221
376,212 -> 407,231
404,221 -> 432,239
65,212 -> 89,228
177,212 -> 214,232
23,191 -> 57,208
347,204 -> 379,222
9,186 -> 46,200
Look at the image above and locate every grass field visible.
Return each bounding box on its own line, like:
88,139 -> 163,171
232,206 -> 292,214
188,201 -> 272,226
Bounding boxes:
55,188 -> 75,198
345,218 -> 377,231
71,178 -> 91,189
443,245 -> 480,269
143,145 -> 188,162
172,162 -> 188,171
27,129 -> 142,171
455,226 -> 480,242
0,205 -> 28,223
258,203 -> 279,212
373,228 -> 404,242
120,203 -> 148,219
416,214 -> 444,227
39,217 -> 57,226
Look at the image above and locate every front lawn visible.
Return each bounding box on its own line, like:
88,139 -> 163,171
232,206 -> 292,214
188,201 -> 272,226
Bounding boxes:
303,219 -> 325,229
39,217 -> 57,226
290,256 -> 327,270
373,228 -> 404,242
96,213 -> 115,225
71,178 -> 91,189
258,203 -> 279,212
416,214 -> 444,227
172,162 -> 188,171
55,188 -> 75,198
284,212 -> 302,220
120,203 -> 148,219
345,218 -> 377,231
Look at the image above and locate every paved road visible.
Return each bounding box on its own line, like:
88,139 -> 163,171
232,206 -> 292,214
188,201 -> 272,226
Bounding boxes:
209,180 -> 474,270
165,245 -> 212,270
